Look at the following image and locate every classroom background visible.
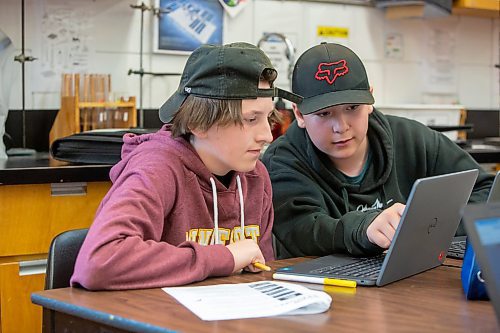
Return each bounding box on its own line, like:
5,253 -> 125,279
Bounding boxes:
1,1 -> 499,332
1,0 -> 498,153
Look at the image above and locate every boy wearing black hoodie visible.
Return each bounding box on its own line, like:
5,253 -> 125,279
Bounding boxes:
262,42 -> 494,259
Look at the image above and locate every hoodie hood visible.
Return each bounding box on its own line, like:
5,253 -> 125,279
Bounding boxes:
111,125 -> 218,191
365,108 -> 394,191
284,108 -> 393,193
263,108 -> 397,216
110,124 -> 248,243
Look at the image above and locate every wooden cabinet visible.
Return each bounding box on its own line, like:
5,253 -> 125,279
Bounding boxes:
0,157 -> 112,333
0,260 -> 45,333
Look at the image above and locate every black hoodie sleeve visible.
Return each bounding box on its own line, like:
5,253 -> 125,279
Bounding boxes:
264,167 -> 383,259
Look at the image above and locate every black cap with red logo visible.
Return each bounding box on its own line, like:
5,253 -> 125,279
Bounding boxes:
292,42 -> 375,115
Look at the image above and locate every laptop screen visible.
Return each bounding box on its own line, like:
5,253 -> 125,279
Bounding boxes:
464,203 -> 500,322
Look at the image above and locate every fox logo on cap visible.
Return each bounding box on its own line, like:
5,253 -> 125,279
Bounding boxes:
314,60 -> 349,85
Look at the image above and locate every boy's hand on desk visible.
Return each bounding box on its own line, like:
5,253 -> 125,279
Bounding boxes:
367,203 -> 405,249
226,239 -> 265,273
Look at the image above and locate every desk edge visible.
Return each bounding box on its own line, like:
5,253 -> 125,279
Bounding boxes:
31,292 -> 178,333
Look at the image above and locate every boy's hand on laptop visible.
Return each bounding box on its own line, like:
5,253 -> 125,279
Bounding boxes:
367,203 -> 406,249
226,239 -> 265,273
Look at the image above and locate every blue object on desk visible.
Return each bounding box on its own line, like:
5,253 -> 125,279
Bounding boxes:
461,240 -> 489,300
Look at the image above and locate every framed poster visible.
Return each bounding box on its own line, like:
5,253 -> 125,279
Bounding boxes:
154,0 -> 224,54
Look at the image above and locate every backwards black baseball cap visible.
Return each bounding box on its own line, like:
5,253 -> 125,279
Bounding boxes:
292,42 -> 374,115
159,42 -> 302,123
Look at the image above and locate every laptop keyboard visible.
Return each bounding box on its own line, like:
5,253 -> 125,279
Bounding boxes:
310,254 -> 385,279
447,239 -> 466,259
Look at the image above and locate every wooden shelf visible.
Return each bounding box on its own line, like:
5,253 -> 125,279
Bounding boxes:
452,0 -> 500,17
49,74 -> 137,147
78,101 -> 136,108
49,96 -> 137,147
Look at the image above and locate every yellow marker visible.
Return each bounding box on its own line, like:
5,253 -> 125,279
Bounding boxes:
323,285 -> 357,295
273,273 -> 357,288
252,262 -> 272,271
324,277 -> 357,288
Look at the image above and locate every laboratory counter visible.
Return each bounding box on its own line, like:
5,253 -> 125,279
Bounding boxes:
0,152 -> 111,185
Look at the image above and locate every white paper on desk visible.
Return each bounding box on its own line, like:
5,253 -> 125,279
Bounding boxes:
163,281 -> 332,321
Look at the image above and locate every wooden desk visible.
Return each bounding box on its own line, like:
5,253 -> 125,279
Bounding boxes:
31,258 -> 498,333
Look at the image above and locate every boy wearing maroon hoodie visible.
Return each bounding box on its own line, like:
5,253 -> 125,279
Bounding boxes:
71,42 -> 301,290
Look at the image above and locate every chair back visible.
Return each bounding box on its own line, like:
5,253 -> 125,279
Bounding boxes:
45,228 -> 88,290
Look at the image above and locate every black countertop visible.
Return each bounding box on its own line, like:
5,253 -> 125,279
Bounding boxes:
0,153 -> 112,185
462,140 -> 500,164
465,147 -> 500,164
0,140 -> 498,186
